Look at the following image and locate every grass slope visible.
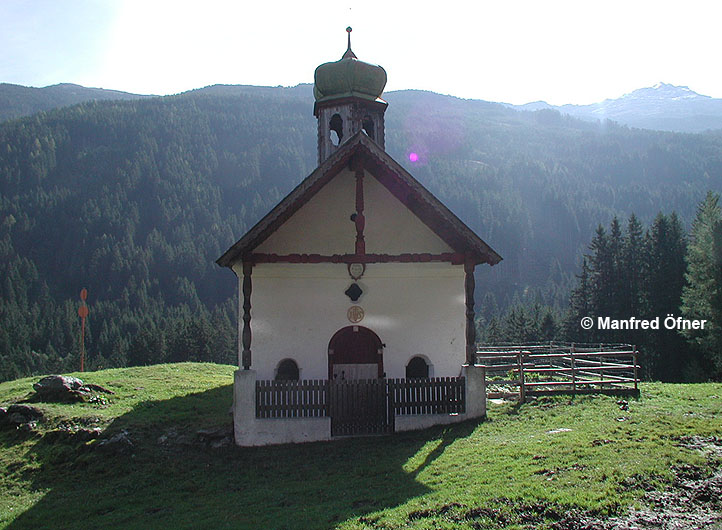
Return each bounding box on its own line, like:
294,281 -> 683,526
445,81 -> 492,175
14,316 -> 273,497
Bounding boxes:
0,363 -> 720,529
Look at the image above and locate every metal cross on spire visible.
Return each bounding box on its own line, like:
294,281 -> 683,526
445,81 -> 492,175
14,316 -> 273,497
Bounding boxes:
343,26 -> 357,59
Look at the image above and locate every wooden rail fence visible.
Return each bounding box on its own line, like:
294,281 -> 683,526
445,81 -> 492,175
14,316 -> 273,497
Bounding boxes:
476,342 -> 640,401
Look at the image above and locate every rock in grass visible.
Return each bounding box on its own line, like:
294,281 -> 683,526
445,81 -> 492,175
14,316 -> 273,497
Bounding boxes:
83,383 -> 114,394
1,404 -> 44,430
33,375 -> 85,401
7,404 -> 44,421
32,375 -> 115,403
197,425 -> 233,448
97,430 -> 134,454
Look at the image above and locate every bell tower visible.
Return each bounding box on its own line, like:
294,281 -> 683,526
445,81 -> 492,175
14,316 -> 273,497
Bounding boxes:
313,28 -> 388,164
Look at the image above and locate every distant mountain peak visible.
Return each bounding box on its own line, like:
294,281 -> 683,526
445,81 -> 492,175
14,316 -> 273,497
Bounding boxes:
506,82 -> 722,133
623,82 -> 705,101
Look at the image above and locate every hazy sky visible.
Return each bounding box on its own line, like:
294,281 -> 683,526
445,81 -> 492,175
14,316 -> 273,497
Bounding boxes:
1,0 -> 721,105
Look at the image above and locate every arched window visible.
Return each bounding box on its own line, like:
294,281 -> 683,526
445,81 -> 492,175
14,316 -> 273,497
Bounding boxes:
362,116 -> 375,140
329,114 -> 343,146
275,359 -> 300,381
406,356 -> 429,379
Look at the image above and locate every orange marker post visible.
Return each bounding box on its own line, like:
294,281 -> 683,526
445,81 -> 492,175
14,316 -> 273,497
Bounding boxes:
78,288 -> 89,372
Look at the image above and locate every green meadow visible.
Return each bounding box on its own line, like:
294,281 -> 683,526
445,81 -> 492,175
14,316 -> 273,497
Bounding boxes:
1,363 -> 720,529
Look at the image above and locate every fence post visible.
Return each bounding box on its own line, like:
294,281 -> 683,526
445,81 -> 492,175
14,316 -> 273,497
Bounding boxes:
570,343 -> 577,392
517,351 -> 526,402
633,347 -> 639,391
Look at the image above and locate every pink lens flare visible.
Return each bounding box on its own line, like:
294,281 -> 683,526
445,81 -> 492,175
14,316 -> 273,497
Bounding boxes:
409,152 -> 419,162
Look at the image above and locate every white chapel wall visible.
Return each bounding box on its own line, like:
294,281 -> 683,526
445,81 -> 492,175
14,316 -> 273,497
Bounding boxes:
233,261 -> 466,381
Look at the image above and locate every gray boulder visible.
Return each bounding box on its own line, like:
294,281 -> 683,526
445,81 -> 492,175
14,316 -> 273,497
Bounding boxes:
7,404 -> 44,421
2,404 -> 44,429
197,425 -> 233,448
32,375 -> 89,402
33,375 -> 84,395
97,430 -> 134,454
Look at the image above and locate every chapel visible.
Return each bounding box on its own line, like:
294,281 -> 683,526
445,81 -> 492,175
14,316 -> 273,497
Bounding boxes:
217,28 -> 501,445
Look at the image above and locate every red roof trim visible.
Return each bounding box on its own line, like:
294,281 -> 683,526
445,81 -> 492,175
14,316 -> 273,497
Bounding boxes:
250,252 -> 466,265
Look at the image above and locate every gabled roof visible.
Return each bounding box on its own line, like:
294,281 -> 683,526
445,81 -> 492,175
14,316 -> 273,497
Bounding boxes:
216,132 -> 502,268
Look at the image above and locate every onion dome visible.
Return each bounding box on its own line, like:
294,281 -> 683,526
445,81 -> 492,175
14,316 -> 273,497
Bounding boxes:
313,27 -> 387,104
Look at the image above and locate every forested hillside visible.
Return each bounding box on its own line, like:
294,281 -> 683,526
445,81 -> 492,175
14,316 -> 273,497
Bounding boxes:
1,85 -> 721,379
0,83 -> 149,123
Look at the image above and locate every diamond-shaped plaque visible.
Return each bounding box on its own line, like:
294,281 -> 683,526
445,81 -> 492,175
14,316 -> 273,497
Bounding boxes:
344,282 -> 363,302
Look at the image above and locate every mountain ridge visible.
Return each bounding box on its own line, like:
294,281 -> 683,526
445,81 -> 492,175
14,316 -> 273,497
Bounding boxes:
508,82 -> 722,132
4,81 -> 722,133
0,82 -> 152,122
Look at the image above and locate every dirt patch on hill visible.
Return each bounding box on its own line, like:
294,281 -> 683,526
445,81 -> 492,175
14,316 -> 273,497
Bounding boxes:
395,436 -> 722,530
552,436 -> 722,530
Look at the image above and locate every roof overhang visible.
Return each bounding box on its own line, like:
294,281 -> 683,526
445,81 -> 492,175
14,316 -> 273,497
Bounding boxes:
216,132 -> 502,269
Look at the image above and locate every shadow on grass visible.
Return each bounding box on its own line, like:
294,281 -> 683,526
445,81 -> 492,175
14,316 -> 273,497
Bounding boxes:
6,385 -> 480,530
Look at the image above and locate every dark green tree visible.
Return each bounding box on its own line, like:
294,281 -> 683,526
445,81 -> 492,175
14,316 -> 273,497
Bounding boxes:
539,309 -> 559,341
564,258 -> 593,342
681,191 -> 722,378
643,212 -> 687,380
128,326 -> 166,366
622,214 -> 645,318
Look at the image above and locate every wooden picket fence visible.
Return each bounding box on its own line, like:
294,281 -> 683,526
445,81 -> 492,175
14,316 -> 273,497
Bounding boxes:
255,377 -> 466,423
255,379 -> 328,418
389,377 -> 466,415
329,378 -> 393,436
476,342 -> 640,401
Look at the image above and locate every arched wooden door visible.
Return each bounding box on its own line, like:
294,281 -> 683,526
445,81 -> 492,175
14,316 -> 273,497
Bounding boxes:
327,326 -> 383,380
327,326 -> 391,436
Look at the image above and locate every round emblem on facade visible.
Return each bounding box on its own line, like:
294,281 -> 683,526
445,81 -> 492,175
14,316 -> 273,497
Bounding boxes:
348,262 -> 365,280
347,305 -> 365,323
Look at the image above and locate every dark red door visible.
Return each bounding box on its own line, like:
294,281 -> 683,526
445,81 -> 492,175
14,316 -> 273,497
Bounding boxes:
327,326 -> 383,380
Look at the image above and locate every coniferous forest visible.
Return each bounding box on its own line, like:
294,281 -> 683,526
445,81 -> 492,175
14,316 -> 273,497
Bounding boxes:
479,197 -> 722,381
1,84 -> 721,381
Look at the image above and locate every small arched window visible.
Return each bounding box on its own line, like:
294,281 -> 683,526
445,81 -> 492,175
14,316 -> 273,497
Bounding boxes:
329,114 -> 343,146
275,359 -> 300,381
406,356 -> 429,379
362,116 -> 375,140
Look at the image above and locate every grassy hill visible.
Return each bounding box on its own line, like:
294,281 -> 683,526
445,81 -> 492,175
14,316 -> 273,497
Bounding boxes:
1,363 -> 720,529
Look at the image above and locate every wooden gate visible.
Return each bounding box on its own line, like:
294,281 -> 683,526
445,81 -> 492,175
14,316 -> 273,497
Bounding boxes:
329,379 -> 394,436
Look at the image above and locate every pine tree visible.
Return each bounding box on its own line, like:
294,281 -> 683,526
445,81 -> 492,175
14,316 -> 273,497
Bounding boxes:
644,212 -> 687,380
622,214 -> 645,318
128,326 -> 166,366
588,225 -> 615,323
565,258 -> 593,342
681,191 -> 722,377
539,309 -> 558,341
608,217 -> 625,317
